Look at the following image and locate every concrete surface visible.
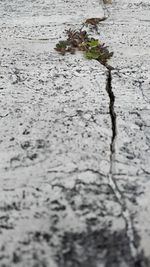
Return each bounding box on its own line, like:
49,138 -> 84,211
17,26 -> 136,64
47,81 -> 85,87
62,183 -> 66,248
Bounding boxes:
0,0 -> 150,266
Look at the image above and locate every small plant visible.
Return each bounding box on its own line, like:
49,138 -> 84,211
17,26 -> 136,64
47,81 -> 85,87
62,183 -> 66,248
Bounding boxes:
55,28 -> 113,66
55,40 -> 75,55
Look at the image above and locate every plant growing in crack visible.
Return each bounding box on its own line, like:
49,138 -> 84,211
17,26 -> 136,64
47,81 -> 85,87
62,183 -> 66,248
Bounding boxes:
55,28 -> 113,66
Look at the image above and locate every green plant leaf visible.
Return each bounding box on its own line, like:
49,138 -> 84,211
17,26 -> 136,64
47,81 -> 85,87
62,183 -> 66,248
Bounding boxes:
56,40 -> 68,49
85,50 -> 100,60
86,39 -> 100,47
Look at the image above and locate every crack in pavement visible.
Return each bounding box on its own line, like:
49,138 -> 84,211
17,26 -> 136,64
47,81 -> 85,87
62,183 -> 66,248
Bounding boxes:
48,168 -> 105,176
98,4 -> 140,260
105,66 -> 146,267
100,3 -> 146,265
0,113 -> 9,118
106,68 -> 137,263
106,69 -> 116,148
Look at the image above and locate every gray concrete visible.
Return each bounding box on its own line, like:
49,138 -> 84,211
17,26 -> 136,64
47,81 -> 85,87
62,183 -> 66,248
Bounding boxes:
0,0 -> 150,266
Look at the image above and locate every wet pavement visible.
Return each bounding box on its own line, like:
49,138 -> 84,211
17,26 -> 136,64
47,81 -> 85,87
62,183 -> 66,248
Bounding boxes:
0,0 -> 150,266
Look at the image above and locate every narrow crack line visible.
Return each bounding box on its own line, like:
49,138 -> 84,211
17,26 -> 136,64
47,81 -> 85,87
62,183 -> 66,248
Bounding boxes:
0,113 -> 9,118
99,4 -> 145,265
106,69 -> 116,150
48,168 -> 105,177
105,68 -> 145,267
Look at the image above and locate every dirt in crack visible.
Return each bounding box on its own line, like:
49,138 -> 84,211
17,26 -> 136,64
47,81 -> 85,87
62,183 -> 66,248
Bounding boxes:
106,68 -> 116,152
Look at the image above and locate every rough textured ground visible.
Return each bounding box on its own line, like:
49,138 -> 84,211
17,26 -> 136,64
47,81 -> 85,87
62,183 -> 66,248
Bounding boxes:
0,0 -> 150,266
